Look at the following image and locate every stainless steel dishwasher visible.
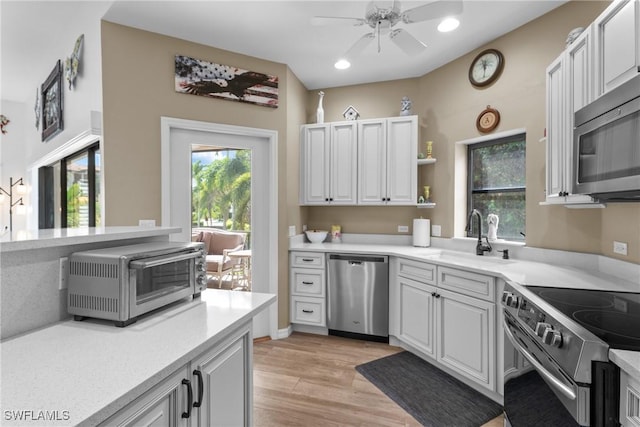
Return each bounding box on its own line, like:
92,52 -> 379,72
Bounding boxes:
327,253 -> 389,342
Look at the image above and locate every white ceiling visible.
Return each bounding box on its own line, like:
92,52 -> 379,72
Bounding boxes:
2,0 -> 567,104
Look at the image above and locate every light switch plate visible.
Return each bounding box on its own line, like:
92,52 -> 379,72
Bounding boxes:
288,225 -> 296,237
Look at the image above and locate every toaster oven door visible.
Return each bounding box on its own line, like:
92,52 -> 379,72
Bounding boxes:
128,251 -> 201,319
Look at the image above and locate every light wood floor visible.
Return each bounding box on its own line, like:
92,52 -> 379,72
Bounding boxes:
253,332 -> 503,427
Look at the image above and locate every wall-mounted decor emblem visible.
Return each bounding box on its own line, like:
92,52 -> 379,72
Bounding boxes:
34,88 -> 41,130
65,34 -> 84,90
175,55 -> 278,108
41,60 -> 64,141
0,115 -> 10,134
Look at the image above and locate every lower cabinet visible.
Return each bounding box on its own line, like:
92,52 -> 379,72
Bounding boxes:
391,258 -> 497,393
101,323 -> 252,427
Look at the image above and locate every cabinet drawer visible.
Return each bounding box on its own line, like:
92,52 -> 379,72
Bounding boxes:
397,258 -> 437,285
291,268 -> 325,296
290,251 -> 325,269
438,266 -> 495,301
291,296 -> 326,326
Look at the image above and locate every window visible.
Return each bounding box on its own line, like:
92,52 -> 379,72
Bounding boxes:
467,133 -> 525,241
38,143 -> 101,228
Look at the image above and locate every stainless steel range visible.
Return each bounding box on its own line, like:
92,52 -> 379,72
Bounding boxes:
502,282 -> 640,427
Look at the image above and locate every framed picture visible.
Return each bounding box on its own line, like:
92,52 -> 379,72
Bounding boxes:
175,55 -> 278,108
41,60 -> 63,141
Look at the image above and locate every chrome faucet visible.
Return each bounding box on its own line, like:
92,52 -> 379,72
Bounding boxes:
466,209 -> 492,256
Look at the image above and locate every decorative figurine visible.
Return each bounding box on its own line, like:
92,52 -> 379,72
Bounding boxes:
316,91 -> 324,124
400,96 -> 412,116
65,34 -> 84,90
0,115 -> 10,134
487,213 -> 499,241
423,186 -> 431,202
426,141 -> 433,159
342,105 -> 360,121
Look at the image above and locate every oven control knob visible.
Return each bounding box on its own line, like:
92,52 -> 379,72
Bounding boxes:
197,275 -> 206,285
197,262 -> 206,272
502,291 -> 513,305
535,322 -> 552,338
542,328 -> 563,348
507,295 -> 520,309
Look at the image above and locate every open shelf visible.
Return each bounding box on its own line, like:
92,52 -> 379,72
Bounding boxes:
417,158 -> 436,165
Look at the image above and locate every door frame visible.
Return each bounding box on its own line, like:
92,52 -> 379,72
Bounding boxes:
160,117 -> 278,339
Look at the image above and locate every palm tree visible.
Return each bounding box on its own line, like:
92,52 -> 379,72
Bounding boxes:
192,150 -> 251,231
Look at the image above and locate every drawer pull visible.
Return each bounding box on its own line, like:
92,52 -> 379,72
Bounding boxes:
302,281 -> 314,285
302,258 -> 315,262
302,309 -> 314,314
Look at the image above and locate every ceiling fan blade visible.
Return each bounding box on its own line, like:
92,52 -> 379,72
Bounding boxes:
311,16 -> 366,26
344,33 -> 375,58
389,29 -> 427,55
401,0 -> 463,24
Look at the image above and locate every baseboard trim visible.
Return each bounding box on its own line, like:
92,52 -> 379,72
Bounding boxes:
276,325 -> 293,339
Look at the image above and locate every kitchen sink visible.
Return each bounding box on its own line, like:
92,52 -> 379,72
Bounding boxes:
423,250 -> 516,265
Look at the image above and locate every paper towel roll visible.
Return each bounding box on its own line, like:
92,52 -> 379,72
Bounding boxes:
413,218 -> 431,247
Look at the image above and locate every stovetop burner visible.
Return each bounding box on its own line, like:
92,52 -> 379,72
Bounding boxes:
526,286 -> 640,352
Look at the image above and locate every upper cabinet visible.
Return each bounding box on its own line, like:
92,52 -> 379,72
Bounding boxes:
545,27 -> 597,205
300,115 -> 417,206
299,122 -> 358,205
593,0 -> 640,96
544,0 -> 639,206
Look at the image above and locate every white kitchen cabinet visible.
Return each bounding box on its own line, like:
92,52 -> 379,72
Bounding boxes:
594,0 -> 640,96
544,27 -> 599,205
358,116 -> 417,205
620,369 -> 640,427
300,121 -> 357,205
396,275 -> 437,357
391,258 -> 498,392
191,325 -> 252,427
436,288 -> 495,391
101,324 -> 252,427
102,366 -> 190,427
290,251 -> 327,327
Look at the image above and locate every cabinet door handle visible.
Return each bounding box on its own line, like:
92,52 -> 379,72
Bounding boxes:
302,309 -> 314,313
192,369 -> 204,408
182,379 -> 193,418
302,281 -> 314,285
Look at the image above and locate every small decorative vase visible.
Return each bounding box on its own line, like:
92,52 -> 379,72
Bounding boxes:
423,186 -> 431,202
316,91 -> 325,124
426,141 -> 433,159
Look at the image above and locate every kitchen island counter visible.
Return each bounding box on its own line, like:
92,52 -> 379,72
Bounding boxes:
0,290 -> 276,426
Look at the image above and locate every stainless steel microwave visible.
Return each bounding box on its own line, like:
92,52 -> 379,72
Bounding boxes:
574,73 -> 640,202
67,242 -> 207,326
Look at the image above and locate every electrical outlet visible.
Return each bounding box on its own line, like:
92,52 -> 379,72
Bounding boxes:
431,225 -> 441,237
139,219 -> 156,227
613,241 -> 628,256
59,257 -> 68,290
398,225 -> 409,233
288,225 -> 296,237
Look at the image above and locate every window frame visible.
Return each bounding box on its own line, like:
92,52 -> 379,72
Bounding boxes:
466,132 -> 526,241
61,142 -> 99,228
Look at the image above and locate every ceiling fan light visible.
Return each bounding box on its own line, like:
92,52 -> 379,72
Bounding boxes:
334,59 -> 351,70
437,17 -> 459,33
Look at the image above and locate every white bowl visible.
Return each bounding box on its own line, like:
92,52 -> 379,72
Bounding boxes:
305,230 -> 328,244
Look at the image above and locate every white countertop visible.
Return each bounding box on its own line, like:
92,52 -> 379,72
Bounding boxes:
0,290 -> 276,426
291,240 -> 640,379
0,226 -> 182,252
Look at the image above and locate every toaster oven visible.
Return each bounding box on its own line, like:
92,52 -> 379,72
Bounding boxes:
67,242 -> 206,326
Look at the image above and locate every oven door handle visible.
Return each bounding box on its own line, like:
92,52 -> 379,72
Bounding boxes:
503,317 -> 577,401
129,251 -> 200,269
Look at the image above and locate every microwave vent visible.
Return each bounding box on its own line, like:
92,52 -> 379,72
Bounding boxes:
69,260 -> 119,279
69,293 -> 119,313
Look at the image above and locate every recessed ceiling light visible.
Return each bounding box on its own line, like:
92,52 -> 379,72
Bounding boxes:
334,59 -> 351,70
438,17 -> 459,33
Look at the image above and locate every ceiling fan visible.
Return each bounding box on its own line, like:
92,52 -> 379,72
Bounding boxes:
312,0 -> 463,58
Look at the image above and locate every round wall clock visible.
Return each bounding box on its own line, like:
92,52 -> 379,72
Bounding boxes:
476,105 -> 500,133
469,49 -> 504,87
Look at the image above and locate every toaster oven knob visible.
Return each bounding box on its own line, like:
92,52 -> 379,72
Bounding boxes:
197,275 -> 206,285
535,322 -> 552,338
197,262 -> 206,272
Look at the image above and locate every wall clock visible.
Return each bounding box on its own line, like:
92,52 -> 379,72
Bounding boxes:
469,49 -> 504,87
476,105 -> 500,133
